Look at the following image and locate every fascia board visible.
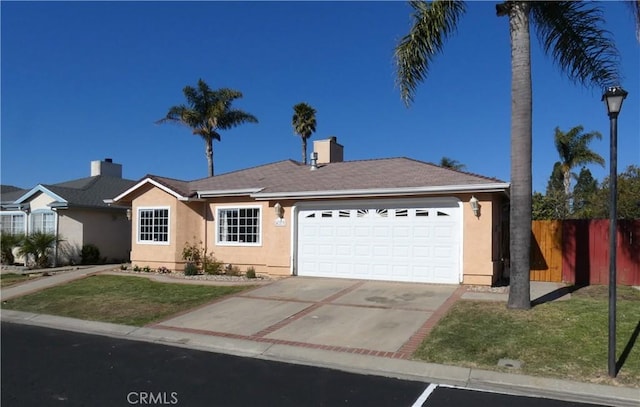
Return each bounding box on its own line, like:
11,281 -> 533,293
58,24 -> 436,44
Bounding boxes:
251,183 -> 511,200
112,178 -> 189,202
15,185 -> 68,204
197,188 -> 263,198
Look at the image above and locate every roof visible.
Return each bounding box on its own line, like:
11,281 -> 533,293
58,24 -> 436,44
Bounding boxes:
1,185 -> 28,204
114,158 -> 509,202
4,176 -> 136,210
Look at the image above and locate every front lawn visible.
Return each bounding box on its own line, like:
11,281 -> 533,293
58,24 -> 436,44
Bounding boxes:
1,275 -> 254,326
414,285 -> 640,386
0,273 -> 39,288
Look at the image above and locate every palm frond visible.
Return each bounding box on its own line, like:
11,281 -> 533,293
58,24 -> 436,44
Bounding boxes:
217,110 -> 259,130
395,0 -> 466,105
531,1 -> 621,89
292,103 -> 317,139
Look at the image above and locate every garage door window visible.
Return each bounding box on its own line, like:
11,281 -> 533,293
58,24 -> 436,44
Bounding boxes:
217,207 -> 261,246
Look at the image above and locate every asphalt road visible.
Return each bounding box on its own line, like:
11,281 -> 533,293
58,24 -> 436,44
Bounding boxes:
1,322 -> 606,407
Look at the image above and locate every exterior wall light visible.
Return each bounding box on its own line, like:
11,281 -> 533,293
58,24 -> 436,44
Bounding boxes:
469,196 -> 480,218
126,208 -> 132,221
274,202 -> 284,219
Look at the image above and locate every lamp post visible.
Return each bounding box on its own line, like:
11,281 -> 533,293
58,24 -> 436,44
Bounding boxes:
602,85 -> 627,378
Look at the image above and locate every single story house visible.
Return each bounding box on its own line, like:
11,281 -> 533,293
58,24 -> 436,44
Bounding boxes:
111,138 -> 510,285
1,159 -> 136,265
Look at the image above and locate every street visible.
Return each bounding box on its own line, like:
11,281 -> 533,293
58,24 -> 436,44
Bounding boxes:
1,322 -> 605,407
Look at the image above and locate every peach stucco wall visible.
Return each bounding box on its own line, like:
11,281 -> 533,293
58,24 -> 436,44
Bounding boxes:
127,186 -> 506,285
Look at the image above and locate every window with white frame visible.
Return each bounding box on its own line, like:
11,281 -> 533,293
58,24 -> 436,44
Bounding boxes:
31,211 -> 55,234
217,207 -> 261,245
138,208 -> 169,243
1,213 -> 26,235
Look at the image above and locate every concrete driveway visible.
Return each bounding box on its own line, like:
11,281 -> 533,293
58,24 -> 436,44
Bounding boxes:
154,277 -> 463,359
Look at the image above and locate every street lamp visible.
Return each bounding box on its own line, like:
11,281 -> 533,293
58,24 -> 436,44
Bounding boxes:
602,85 -> 628,378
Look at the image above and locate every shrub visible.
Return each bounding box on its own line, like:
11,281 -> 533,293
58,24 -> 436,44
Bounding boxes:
184,262 -> 199,276
1,233 -> 24,265
225,264 -> 242,276
157,266 -> 171,274
120,264 -> 128,271
246,267 -> 256,279
204,260 -> 223,275
142,266 -> 151,273
17,232 -> 58,269
80,244 -> 101,265
133,265 -> 141,272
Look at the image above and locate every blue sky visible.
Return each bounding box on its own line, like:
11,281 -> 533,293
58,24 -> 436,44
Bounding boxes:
2,1 -> 638,193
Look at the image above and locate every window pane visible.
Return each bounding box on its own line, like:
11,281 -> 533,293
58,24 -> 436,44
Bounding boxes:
217,207 -> 260,244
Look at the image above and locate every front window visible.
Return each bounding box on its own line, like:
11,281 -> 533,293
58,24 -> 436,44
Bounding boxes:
217,207 -> 261,245
31,211 -> 55,234
138,208 -> 169,244
1,213 -> 26,235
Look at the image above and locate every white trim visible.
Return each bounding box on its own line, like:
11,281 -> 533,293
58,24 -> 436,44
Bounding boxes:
197,188 -> 263,198
251,183 -> 510,200
136,206 -> 171,245
458,200 -> 464,283
113,178 -> 190,202
214,205 -> 263,247
290,205 -> 298,276
15,185 -> 68,204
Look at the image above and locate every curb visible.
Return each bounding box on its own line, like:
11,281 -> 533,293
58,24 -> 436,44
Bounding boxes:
1,310 -> 637,407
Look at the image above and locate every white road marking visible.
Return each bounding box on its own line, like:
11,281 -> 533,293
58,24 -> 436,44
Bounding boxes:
411,383 -> 438,407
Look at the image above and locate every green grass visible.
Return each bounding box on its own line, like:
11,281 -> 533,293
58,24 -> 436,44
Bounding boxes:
1,275 -> 254,326
414,285 -> 640,387
0,273 -> 39,287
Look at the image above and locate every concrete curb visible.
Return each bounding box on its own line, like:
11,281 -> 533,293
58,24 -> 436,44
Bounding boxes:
1,310 -> 637,407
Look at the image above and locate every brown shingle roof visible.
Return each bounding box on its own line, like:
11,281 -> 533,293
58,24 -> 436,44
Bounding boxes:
186,157 -> 505,196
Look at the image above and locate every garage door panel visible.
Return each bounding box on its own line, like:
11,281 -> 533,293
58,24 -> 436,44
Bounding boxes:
297,200 -> 460,284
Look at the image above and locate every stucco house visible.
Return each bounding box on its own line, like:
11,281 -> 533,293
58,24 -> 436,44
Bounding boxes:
1,159 -> 136,265
111,138 -> 510,286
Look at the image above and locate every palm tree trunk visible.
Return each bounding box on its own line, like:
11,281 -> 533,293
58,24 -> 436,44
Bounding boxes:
507,1 -> 532,310
302,138 -> 308,165
205,137 -> 214,177
563,168 -> 571,214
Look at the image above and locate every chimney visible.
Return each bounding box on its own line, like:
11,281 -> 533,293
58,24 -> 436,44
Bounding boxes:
312,137 -> 343,164
91,158 -> 122,178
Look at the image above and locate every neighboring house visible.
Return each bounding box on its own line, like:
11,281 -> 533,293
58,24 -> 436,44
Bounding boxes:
112,138 -> 510,286
1,159 -> 136,265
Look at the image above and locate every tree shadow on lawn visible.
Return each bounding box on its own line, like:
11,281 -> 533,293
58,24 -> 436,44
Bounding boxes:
617,319 -> 640,376
530,284 -> 586,306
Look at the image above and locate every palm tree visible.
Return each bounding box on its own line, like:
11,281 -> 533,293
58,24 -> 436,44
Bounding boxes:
439,157 -> 466,171
395,1 -> 620,309
292,103 -> 317,164
157,79 -> 258,177
553,125 -> 605,210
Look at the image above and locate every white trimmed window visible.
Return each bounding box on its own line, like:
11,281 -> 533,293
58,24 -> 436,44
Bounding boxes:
138,207 -> 169,244
1,213 -> 26,235
31,211 -> 55,234
216,207 -> 261,245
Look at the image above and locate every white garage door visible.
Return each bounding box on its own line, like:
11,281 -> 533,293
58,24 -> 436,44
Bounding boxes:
296,199 -> 461,284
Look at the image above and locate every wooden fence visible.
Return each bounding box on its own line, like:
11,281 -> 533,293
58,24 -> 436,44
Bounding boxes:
530,220 -> 640,286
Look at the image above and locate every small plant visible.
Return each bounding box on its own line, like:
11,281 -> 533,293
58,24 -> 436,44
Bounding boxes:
224,264 -> 242,276
142,266 -> 151,273
204,260 -> 223,275
246,267 -> 256,279
157,266 -> 171,274
1,233 -> 24,265
133,265 -> 141,272
17,232 -> 58,269
184,262 -> 198,276
80,244 -> 101,265
120,264 -> 128,271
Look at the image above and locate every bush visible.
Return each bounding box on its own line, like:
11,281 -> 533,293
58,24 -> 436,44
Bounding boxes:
225,264 -> 242,276
184,262 -> 199,276
1,233 -> 24,265
80,244 -> 101,265
133,265 -> 141,272
246,267 -> 256,279
142,266 -> 151,273
17,232 -> 57,269
204,260 -> 223,275
120,264 -> 128,270
157,266 -> 171,274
